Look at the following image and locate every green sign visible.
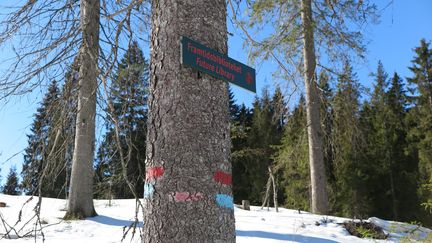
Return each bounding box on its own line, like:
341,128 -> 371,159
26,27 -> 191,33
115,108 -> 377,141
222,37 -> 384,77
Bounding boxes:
181,36 -> 256,93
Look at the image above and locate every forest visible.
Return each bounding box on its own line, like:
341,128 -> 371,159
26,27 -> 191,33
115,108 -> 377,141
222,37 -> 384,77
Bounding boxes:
1,39 -> 431,226
0,0 -> 431,242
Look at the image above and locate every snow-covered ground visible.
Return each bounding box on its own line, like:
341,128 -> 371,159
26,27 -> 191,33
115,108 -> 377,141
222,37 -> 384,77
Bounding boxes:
0,194 -> 430,242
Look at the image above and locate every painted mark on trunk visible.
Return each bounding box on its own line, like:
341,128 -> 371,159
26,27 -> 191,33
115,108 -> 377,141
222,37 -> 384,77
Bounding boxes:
214,171 -> 232,185
172,192 -> 204,202
216,194 -> 234,209
144,182 -> 155,198
146,167 -> 164,181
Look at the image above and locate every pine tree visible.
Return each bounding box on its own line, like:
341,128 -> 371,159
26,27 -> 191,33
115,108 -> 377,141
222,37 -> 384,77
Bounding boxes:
406,39 -> 432,222
3,167 -> 20,195
95,42 -> 148,199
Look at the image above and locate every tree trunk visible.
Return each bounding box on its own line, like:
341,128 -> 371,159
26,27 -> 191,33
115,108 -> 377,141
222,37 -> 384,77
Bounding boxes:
142,0 -> 235,242
64,0 -> 99,219
300,0 -> 328,214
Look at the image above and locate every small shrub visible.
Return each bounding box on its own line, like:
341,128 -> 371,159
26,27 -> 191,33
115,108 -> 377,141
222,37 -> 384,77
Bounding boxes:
343,220 -> 387,239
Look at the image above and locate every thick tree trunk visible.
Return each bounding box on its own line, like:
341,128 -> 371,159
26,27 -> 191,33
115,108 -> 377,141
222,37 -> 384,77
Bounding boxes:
300,0 -> 328,214
64,0 -> 99,219
142,0 -> 235,242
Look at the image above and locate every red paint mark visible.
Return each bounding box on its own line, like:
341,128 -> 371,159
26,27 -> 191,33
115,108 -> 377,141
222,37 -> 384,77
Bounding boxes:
214,171 -> 232,185
173,192 -> 204,202
146,167 -> 164,181
246,72 -> 253,84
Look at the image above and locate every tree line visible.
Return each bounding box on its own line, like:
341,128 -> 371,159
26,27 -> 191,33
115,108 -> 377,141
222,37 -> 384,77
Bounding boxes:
230,39 -> 432,226
1,38 -> 431,226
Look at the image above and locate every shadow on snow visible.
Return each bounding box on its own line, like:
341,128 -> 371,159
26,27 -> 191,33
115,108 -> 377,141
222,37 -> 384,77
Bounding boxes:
87,215 -> 143,227
236,230 -> 339,243
86,218 -> 339,242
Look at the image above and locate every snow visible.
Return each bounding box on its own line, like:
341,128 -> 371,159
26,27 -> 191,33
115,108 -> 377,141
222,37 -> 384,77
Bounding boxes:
0,194 -> 430,242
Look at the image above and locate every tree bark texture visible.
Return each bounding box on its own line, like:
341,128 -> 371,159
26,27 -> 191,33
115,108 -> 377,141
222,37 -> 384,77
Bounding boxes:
142,0 -> 235,242
65,0 -> 99,219
300,0 -> 328,215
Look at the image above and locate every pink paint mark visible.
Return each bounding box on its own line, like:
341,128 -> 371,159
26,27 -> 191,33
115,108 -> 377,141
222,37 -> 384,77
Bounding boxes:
173,192 -> 204,202
146,167 -> 164,181
214,171 -> 232,185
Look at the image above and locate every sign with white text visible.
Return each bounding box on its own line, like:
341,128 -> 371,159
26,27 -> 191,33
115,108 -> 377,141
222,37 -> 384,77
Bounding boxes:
181,36 -> 256,93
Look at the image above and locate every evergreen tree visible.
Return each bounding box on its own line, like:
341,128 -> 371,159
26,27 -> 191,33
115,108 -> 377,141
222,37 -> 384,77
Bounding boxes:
384,72 -> 419,222
245,88 -> 284,204
361,61 -> 391,218
318,71 -> 337,211
229,86 -> 252,202
235,94 -> 271,205
231,87 -> 285,205
275,96 -> 310,210
58,60 -> 80,199
95,42 -> 148,199
228,86 -> 240,121
21,80 -> 66,198
406,39 -> 432,223
332,61 -> 368,218
3,167 -> 20,195
275,73 -> 335,212
231,103 -> 253,203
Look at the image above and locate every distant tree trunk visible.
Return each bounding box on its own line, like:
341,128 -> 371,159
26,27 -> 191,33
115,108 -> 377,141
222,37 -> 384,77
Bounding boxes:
65,0 -> 99,219
300,0 -> 328,214
142,0 -> 235,242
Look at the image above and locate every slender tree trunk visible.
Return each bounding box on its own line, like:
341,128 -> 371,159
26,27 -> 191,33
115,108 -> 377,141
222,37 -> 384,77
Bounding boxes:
142,0 -> 235,242
261,176 -> 272,210
65,0 -> 99,219
300,0 -> 328,214
270,168 -> 278,212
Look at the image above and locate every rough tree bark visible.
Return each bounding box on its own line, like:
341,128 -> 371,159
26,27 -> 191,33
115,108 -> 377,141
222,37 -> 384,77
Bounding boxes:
64,0 -> 100,219
300,0 -> 328,214
142,0 -> 235,242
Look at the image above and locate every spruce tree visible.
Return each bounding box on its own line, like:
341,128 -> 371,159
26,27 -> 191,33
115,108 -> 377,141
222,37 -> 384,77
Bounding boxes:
239,88 -> 284,205
332,61 -> 368,218
406,39 -> 432,222
3,167 -> 20,195
21,80 -> 65,198
231,103 -> 253,203
362,61 -> 391,218
95,42 -> 148,199
318,71 -> 336,210
384,72 -> 419,222
275,96 -> 310,210
58,61 -> 80,199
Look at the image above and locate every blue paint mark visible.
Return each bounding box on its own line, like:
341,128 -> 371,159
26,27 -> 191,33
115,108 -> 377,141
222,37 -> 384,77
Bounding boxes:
216,194 -> 233,209
144,182 -> 154,198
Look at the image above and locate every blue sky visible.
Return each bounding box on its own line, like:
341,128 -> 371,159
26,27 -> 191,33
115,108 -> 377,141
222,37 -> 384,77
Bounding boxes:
1,1 -> 432,183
